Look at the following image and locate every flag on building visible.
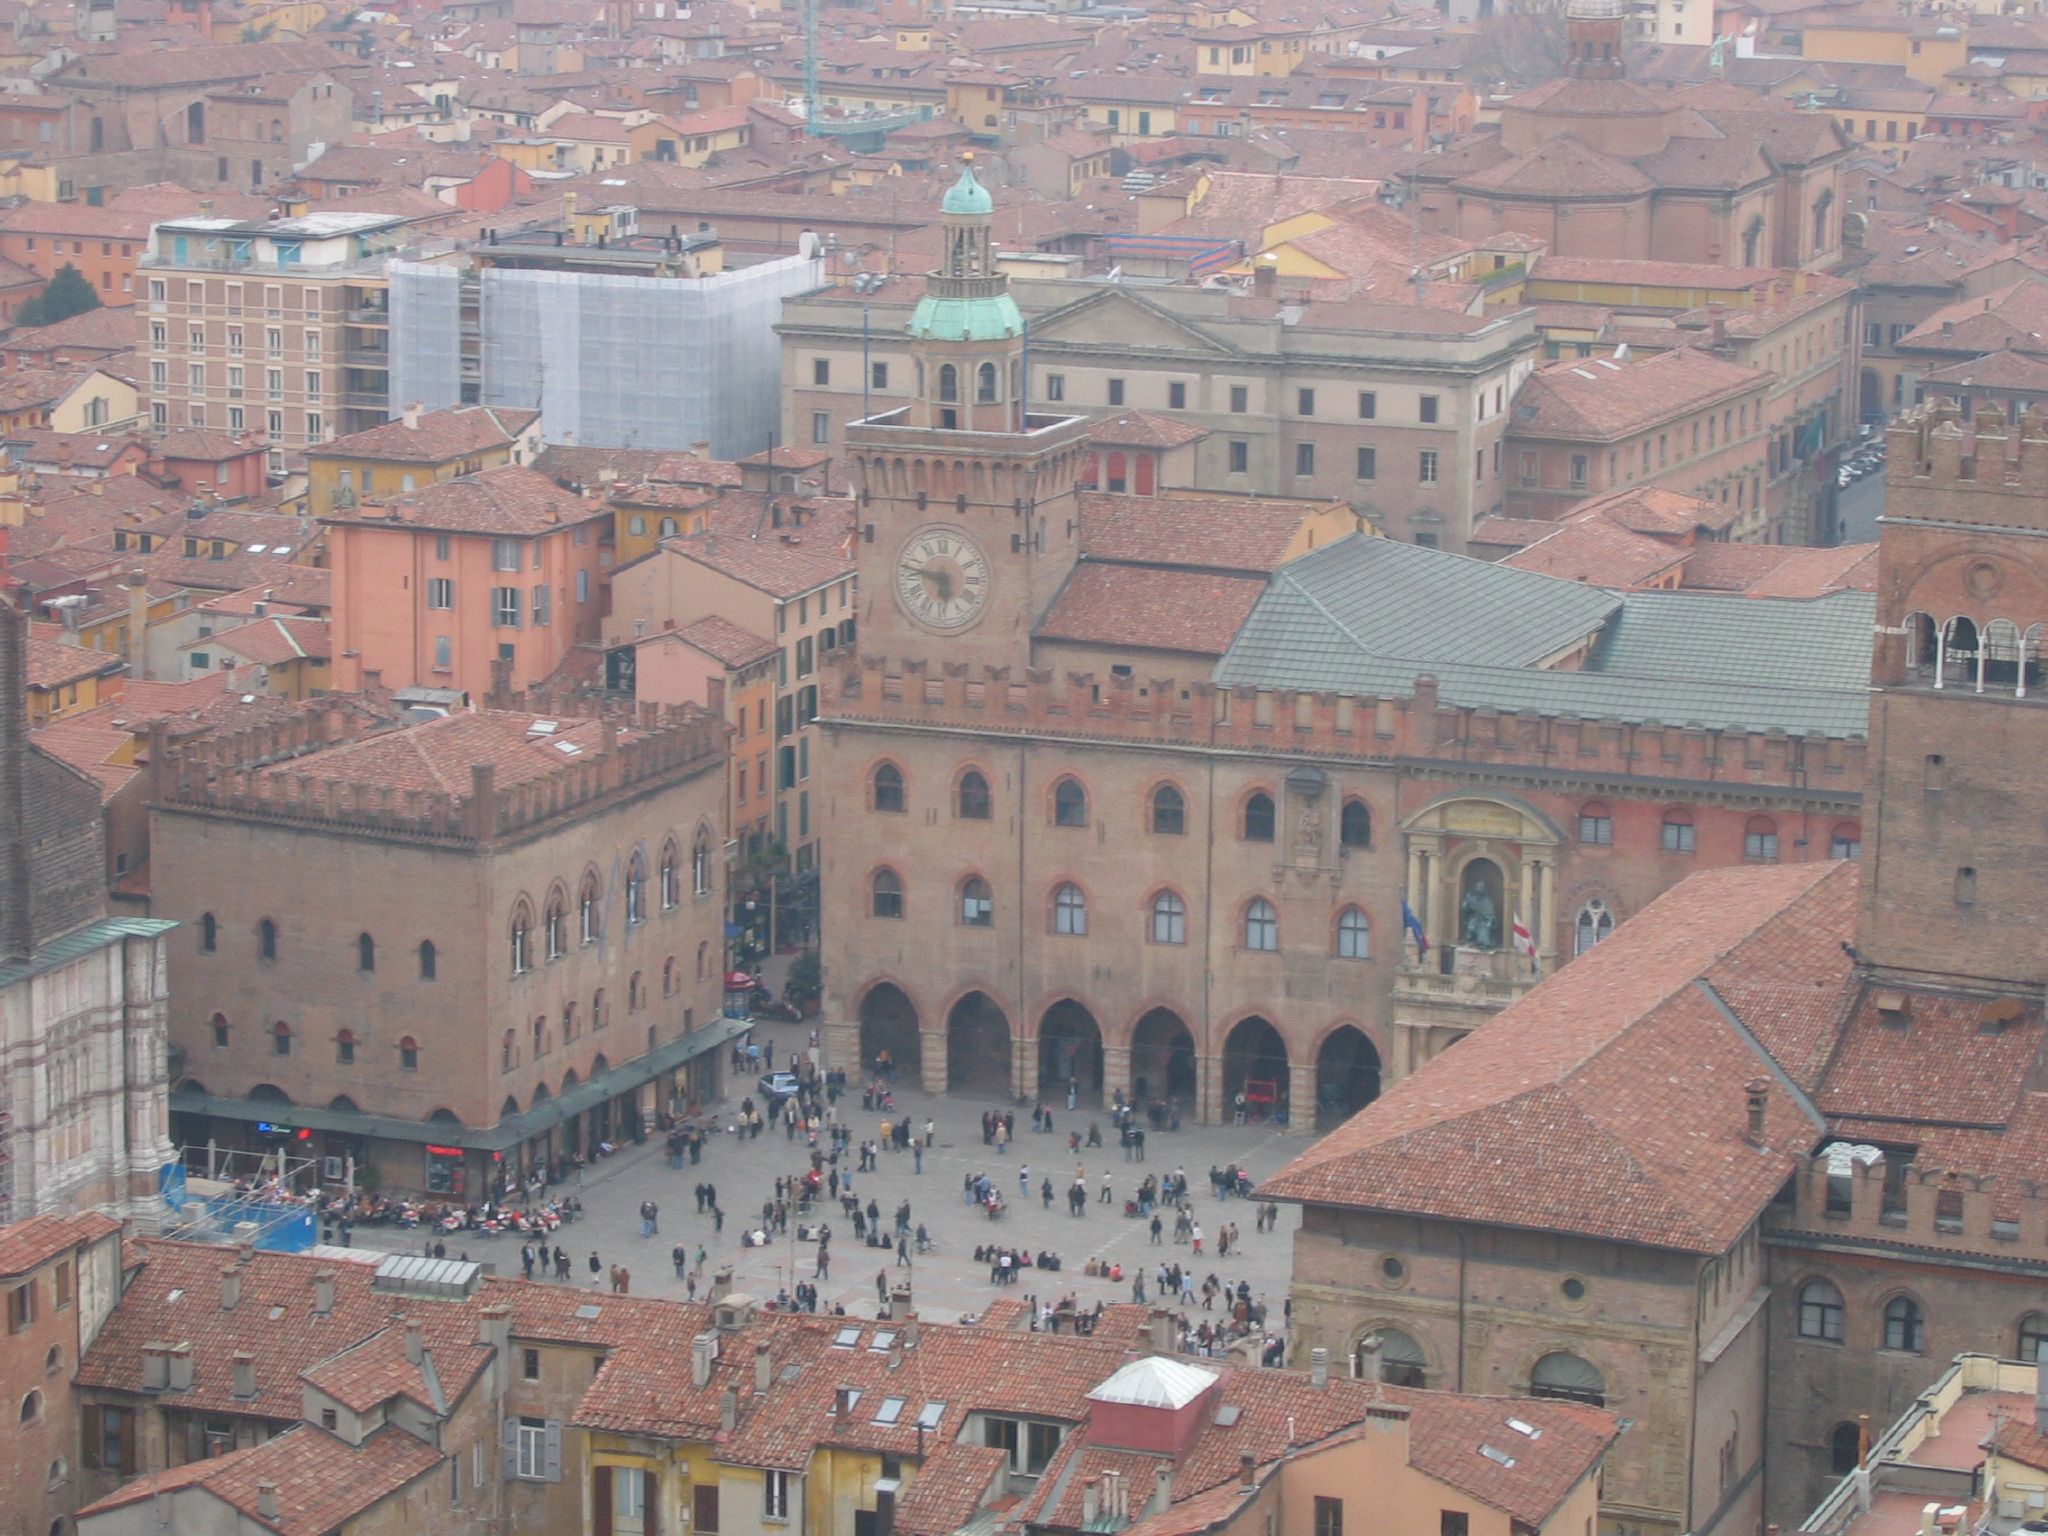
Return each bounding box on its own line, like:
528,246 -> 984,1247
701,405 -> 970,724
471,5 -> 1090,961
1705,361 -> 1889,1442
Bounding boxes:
1512,912 -> 1537,960
1402,899 -> 1428,957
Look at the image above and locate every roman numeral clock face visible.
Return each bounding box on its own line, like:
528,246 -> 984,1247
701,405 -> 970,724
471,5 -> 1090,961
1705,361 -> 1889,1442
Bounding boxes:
894,524 -> 990,633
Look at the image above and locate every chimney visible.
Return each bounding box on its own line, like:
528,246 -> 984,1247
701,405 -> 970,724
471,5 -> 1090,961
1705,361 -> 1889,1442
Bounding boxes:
719,1386 -> 738,1433
835,1386 -> 853,1420
875,1482 -> 898,1536
904,1316 -> 919,1350
168,1343 -> 194,1392
1745,1078 -> 1770,1146
1239,1453 -> 1257,1492
232,1351 -> 257,1400
403,402 -> 422,429
1152,1468 -> 1174,1515
1707,301 -> 1727,347
313,1272 -> 336,1316
1082,1478 -> 1101,1526
257,1483 -> 281,1522
1149,1307 -> 1175,1354
692,1331 -> 718,1388
404,1319 -> 425,1365
126,570 -> 151,684
142,1343 -> 170,1392
888,1344 -> 903,1371
1356,1337 -> 1382,1386
221,1266 -> 243,1311
477,1303 -> 513,1358
1921,1506 -> 1942,1536
0,600 -> 33,964
1252,253 -> 1278,298
755,1341 -> 772,1392
1310,1347 -> 1329,1389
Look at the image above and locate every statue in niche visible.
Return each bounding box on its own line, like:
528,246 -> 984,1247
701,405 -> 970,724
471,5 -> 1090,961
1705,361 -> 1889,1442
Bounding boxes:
1294,803 -> 1321,859
1459,880 -> 1499,951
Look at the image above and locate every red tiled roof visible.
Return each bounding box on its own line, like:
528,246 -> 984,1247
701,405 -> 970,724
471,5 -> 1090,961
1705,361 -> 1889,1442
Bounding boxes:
1086,409 -> 1211,450
202,615 -> 331,666
1261,862 -> 1859,1254
323,465 -> 608,536
1077,492 -> 1341,574
317,405 -> 539,465
23,624 -> 125,689
0,1212 -> 119,1278
1510,349 -> 1770,441
1503,517 -> 1688,588
669,614 -> 779,669
1037,564 -> 1267,657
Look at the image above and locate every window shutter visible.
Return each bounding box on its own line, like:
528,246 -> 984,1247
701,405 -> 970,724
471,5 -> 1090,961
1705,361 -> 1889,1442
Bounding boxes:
116,1409 -> 135,1475
594,1466 -> 614,1536
544,1419 -> 564,1483
645,1471 -> 660,1536
500,1417 -> 519,1481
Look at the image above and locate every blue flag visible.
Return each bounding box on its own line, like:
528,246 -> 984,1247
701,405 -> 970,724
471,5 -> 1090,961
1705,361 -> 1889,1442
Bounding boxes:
1402,899 -> 1428,957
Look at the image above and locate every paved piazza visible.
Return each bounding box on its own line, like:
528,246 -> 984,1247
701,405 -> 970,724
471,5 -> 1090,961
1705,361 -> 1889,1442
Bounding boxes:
340,1080 -> 1308,1332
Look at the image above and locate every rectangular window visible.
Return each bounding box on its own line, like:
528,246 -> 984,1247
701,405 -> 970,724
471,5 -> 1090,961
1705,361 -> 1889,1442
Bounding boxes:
427,578 -> 453,610
1297,387 -> 1315,416
812,358 -> 830,385
797,636 -> 814,677
1107,378 -> 1125,406
1228,440 -> 1249,473
1294,442 -> 1314,476
1661,821 -> 1696,853
306,412 -> 322,440
304,370 -> 321,398
1315,1498 -> 1343,1536
1229,384 -> 1248,413
1418,450 -> 1438,483
1569,453 -> 1589,488
871,361 -> 888,389
764,1471 -> 791,1521
531,583 -> 551,627
577,569 -> 590,603
811,411 -> 830,445
492,538 -> 522,572
1420,394 -> 1439,424
1441,1515 -> 1469,1536
1579,814 -> 1612,846
523,1348 -> 541,1381
493,587 -> 522,628
1045,373 -> 1064,401
1746,829 -> 1779,861
515,1418 -> 549,1480
5,1281 -> 32,1333
1356,446 -> 1375,480
1168,381 -> 1186,409
434,636 -> 452,669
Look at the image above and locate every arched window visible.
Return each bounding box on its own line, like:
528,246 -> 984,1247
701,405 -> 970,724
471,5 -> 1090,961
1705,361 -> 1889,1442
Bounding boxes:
1575,898 -> 1613,955
2017,1313 -> 2048,1363
399,1036 -> 419,1070
1578,800 -> 1613,846
335,1028 -> 356,1065
1357,1328 -> 1426,1388
961,876 -> 994,927
510,903 -> 532,975
1340,800 -> 1371,849
544,892 -> 567,959
1053,883 -> 1088,936
592,989 -> 607,1030
210,1012 -> 229,1048
872,762 -> 906,813
696,941 -> 708,979
660,517 -> 679,537
692,834 -> 711,896
1744,815 -> 1779,862
976,361 -> 997,402
1244,897 -> 1278,952
872,869 -> 904,919
1529,1351 -> 1605,1407
625,855 -> 645,925
1940,616 -> 1980,690
580,873 -> 601,943
1151,784 -> 1185,835
532,1016 -> 546,1058
21,1389 -> 41,1423
628,973 -> 644,1012
1243,791 -> 1275,843
200,913 -> 217,952
957,769 -> 992,820
1053,777 -> 1088,828
660,840 -> 680,908
45,1345 -> 62,1376
1660,807 -> 1696,853
502,1029 -> 516,1070
258,918 -> 277,961
662,957 -> 676,996
353,932 -> 373,971
1336,906 -> 1370,960
1830,822 -> 1862,861
1829,1422 -> 1862,1477
1151,890 -> 1186,945
1883,1295 -> 1924,1353
938,363 -> 958,402
1983,618 -> 2023,691
418,940 -> 436,980
1798,1280 -> 1845,1342
272,1021 -> 292,1057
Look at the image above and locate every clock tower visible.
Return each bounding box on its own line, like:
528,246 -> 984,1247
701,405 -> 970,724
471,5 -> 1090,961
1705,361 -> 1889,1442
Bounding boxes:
844,158 -> 1092,675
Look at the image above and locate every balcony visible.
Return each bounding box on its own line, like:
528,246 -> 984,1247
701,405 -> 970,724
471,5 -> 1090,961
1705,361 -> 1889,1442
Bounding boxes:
343,388 -> 388,410
343,347 -> 391,369
346,306 -> 390,326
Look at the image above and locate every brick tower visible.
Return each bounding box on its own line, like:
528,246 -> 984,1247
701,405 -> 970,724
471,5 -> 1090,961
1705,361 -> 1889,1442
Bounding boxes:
1859,402 -> 2048,992
1564,0 -> 1628,80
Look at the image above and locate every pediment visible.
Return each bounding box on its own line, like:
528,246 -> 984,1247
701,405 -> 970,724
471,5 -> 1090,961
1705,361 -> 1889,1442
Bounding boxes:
1027,287 -> 1240,357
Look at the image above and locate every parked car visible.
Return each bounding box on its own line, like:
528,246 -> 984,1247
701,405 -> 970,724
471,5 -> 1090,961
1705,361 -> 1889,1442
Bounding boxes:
757,1071 -> 801,1102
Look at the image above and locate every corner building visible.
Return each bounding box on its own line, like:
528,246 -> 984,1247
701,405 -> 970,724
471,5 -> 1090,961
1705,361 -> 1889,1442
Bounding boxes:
818,167 -> 1874,1125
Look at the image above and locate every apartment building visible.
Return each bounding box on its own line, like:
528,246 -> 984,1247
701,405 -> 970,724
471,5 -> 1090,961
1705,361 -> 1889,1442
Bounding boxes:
779,278 -> 1540,551
140,212 -> 410,470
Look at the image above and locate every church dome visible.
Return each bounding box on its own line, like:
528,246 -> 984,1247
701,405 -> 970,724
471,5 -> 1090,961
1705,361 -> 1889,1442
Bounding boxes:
942,162 -> 994,216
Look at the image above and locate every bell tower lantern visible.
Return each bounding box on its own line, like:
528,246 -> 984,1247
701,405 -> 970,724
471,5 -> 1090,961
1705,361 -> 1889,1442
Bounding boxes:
1565,0 -> 1628,80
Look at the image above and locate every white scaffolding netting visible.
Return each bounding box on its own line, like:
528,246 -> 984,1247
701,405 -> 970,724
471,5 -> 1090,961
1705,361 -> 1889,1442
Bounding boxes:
387,259 -> 463,412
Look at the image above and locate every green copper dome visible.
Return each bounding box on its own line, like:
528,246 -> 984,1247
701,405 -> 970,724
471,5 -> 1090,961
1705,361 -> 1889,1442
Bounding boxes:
908,289 -> 1024,342
942,163 -> 994,216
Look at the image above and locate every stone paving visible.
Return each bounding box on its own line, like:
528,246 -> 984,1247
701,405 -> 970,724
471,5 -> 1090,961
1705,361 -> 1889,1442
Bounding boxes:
343,1081 -> 1308,1330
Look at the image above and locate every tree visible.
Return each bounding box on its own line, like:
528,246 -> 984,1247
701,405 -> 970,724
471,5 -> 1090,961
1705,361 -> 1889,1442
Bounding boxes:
16,264 -> 101,329
786,950 -> 822,1012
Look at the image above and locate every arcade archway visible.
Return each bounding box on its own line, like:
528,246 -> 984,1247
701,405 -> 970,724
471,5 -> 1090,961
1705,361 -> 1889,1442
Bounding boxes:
1222,1016 -> 1289,1124
857,982 -> 921,1081
1038,1000 -> 1103,1104
1315,1026 -> 1381,1127
1130,1008 -> 1196,1106
947,991 -> 1011,1097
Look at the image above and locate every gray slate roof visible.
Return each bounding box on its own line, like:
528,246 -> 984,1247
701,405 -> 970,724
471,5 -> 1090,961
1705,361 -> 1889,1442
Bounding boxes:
1212,535 -> 1873,740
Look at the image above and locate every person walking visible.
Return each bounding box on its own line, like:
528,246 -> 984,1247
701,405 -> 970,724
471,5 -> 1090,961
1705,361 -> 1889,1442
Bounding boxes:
520,1243 -> 536,1279
1019,1164 -> 1030,1196
1149,1213 -> 1163,1245
672,1244 -> 687,1279
554,1245 -> 569,1280
896,1233 -> 910,1268
924,1118 -> 935,1148
875,1268 -> 889,1305
1100,1170 -> 1113,1204
1191,1223 -> 1204,1256
588,1250 -> 603,1281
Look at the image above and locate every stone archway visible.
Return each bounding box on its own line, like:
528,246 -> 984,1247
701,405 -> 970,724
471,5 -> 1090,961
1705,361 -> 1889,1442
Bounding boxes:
1130,1008 -> 1196,1107
1222,1017 -> 1289,1124
1315,1026 -> 1382,1127
947,991 -> 1011,1097
1038,1000 -> 1103,1106
857,982 -> 921,1083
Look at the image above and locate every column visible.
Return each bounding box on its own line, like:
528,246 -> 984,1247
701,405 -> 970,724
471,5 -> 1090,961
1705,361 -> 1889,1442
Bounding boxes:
1198,1053 -> 1223,1126
1538,858 -> 1556,970
1015,1033 -> 1039,1105
1405,841 -> 1424,917
1424,849 -> 1444,951
921,1028 -> 948,1097
1101,1044 -> 1132,1108
1518,856 -> 1534,935
1286,1061 -> 1315,1137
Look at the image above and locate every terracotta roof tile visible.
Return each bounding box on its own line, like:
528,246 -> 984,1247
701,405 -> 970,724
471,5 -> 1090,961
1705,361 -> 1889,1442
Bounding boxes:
323,465 -> 608,536
315,406 -> 539,465
669,614 -> 779,668
1077,493 -> 1341,573
1510,349 -> 1770,441
0,1212 -> 119,1277
1038,564 -> 1267,657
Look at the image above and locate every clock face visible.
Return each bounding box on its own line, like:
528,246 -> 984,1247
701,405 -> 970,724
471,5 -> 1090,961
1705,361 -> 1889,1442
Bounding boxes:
894,524 -> 991,633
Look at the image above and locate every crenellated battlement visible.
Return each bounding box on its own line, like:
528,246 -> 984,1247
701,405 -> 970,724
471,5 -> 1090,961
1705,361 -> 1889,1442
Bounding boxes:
1768,1147 -> 2048,1261
1887,400 -> 2048,523
822,655 -> 1867,800
151,696 -> 726,847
